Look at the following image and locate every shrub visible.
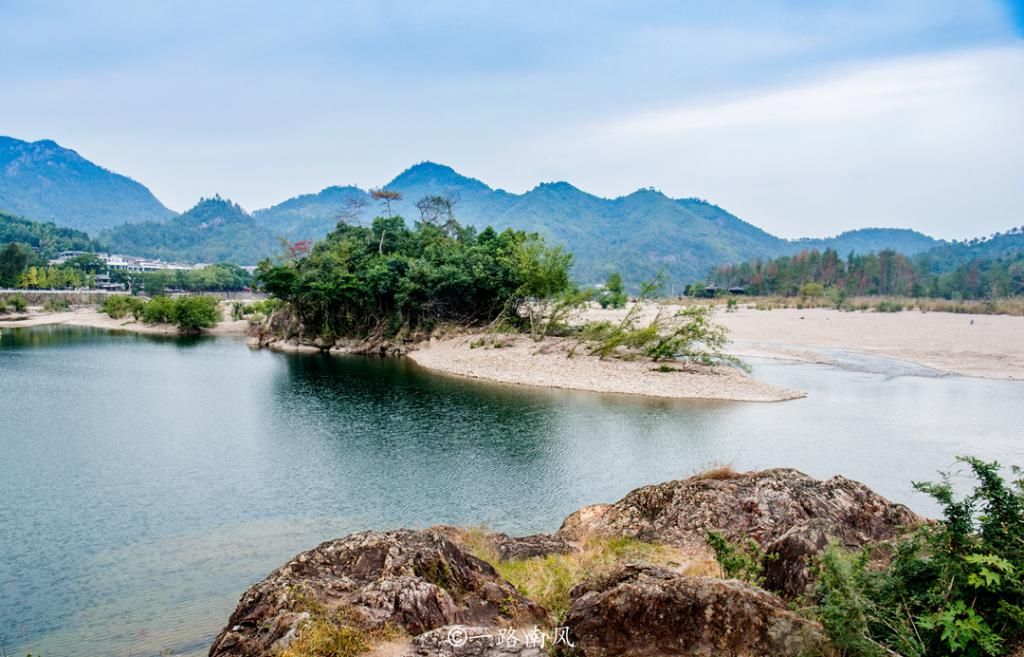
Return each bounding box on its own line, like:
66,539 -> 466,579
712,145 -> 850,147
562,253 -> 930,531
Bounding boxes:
7,293 -> 28,312
42,297 -> 70,312
598,272 -> 628,309
99,294 -> 144,319
705,530 -> 776,587
800,282 -> 825,299
815,457 -> 1024,656
172,295 -> 222,332
141,296 -> 177,324
874,300 -> 904,313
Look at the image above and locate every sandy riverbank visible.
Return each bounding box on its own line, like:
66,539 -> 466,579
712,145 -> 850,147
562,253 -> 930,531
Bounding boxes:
408,334 -> 805,402
408,304 -> 1023,402
716,306 -> 1024,379
580,304 -> 1024,379
0,306 -> 250,336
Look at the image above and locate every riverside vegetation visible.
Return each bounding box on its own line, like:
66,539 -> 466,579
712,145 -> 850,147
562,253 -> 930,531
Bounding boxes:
99,294 -> 222,332
253,209 -> 742,369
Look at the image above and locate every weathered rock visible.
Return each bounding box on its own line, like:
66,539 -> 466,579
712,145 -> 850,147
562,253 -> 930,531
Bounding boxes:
762,518 -> 835,596
432,525 -> 578,562
563,562 -> 831,657
487,532 -> 577,561
558,468 -> 921,595
209,529 -> 546,657
400,625 -> 547,656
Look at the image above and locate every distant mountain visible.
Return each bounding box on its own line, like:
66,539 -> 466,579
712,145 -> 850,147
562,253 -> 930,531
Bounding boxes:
0,136 -> 174,234
255,162 -> 942,286
0,140 -> 951,279
918,227 -> 1024,272
0,210 -> 102,259
101,196 -> 276,264
252,185 -> 366,240
786,228 -> 939,258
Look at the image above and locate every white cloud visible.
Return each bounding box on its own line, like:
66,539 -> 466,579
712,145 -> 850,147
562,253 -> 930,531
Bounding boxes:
544,46 -> 1024,239
602,47 -> 1023,136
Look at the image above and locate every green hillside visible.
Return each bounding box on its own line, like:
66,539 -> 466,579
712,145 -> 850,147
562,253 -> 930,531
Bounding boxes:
255,162 -> 940,287
102,196 -> 277,264
0,136 -> 174,234
0,210 -> 102,258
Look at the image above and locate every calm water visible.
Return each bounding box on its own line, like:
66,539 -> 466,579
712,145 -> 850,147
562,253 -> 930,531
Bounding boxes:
1,326 -> 1022,657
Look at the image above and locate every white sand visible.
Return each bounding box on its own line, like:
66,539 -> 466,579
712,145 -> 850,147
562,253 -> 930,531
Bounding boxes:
715,306 -> 1024,379
582,304 -> 1024,379
408,334 -> 805,403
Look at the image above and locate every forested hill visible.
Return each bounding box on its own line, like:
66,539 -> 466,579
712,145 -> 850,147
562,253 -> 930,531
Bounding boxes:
0,210 -> 102,258
0,136 -> 174,234
101,196 -> 277,264
0,138 -> 948,279
709,227 -> 1024,299
254,162 -> 941,286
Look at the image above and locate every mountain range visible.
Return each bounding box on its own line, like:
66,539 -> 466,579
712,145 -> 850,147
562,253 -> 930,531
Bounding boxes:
0,136 -> 949,284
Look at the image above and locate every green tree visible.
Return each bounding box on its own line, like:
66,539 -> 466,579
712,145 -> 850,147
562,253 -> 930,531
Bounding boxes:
172,295 -> 222,332
0,242 -> 31,287
599,272 -> 628,309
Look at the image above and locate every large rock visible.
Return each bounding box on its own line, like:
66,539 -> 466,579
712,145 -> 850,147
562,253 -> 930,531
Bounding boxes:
558,468 -> 921,595
563,562 -> 831,657
209,529 -> 546,657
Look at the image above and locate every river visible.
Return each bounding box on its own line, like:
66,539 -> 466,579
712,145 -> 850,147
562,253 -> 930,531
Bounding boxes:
1,325 -> 1021,657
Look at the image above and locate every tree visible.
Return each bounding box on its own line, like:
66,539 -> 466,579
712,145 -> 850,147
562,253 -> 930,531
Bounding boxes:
336,195 -> 369,226
255,215 -> 572,340
63,253 -> 106,274
599,272 -> 628,309
369,188 -> 402,218
0,242 -> 31,287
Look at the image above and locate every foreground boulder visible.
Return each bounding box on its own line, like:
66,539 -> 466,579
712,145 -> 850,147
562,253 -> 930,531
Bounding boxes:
559,467 -> 921,595
564,562 -> 831,657
209,529 -> 546,657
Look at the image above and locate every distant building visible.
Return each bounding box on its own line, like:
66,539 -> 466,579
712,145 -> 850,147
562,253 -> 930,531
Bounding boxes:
50,251 -> 195,273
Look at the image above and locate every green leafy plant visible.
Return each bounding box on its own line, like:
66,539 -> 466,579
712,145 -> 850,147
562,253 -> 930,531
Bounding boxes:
705,530 -> 776,587
7,293 -> 28,312
141,296 -> 177,324
815,457 -> 1024,656
172,296 -> 222,332
598,271 -> 628,309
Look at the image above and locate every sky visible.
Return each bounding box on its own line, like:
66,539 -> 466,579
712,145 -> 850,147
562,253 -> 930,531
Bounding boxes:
1,0 -> 1022,239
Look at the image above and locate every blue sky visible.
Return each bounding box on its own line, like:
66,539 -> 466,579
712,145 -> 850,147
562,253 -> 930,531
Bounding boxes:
1,0 -> 1021,238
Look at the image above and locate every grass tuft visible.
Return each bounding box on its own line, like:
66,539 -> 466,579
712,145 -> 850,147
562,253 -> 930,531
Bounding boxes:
459,530 -> 716,622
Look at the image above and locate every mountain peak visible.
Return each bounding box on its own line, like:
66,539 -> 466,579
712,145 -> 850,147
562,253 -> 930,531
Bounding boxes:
0,135 -> 174,234
386,161 -> 491,193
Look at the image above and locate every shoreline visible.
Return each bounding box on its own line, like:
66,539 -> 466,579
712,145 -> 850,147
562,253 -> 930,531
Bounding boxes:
7,304 -> 1022,401
407,334 -> 806,403
0,306 -> 250,336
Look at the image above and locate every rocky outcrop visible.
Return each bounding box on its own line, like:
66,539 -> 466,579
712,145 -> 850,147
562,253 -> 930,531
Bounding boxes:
563,562 -> 831,657
209,529 -> 545,657
558,467 -> 921,595
209,469 -> 922,656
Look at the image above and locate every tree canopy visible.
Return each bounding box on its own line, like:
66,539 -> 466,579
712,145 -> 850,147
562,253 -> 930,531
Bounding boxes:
255,214 -> 573,338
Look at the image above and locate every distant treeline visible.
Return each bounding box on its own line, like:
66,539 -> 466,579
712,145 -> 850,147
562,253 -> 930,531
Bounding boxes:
709,228 -> 1024,299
